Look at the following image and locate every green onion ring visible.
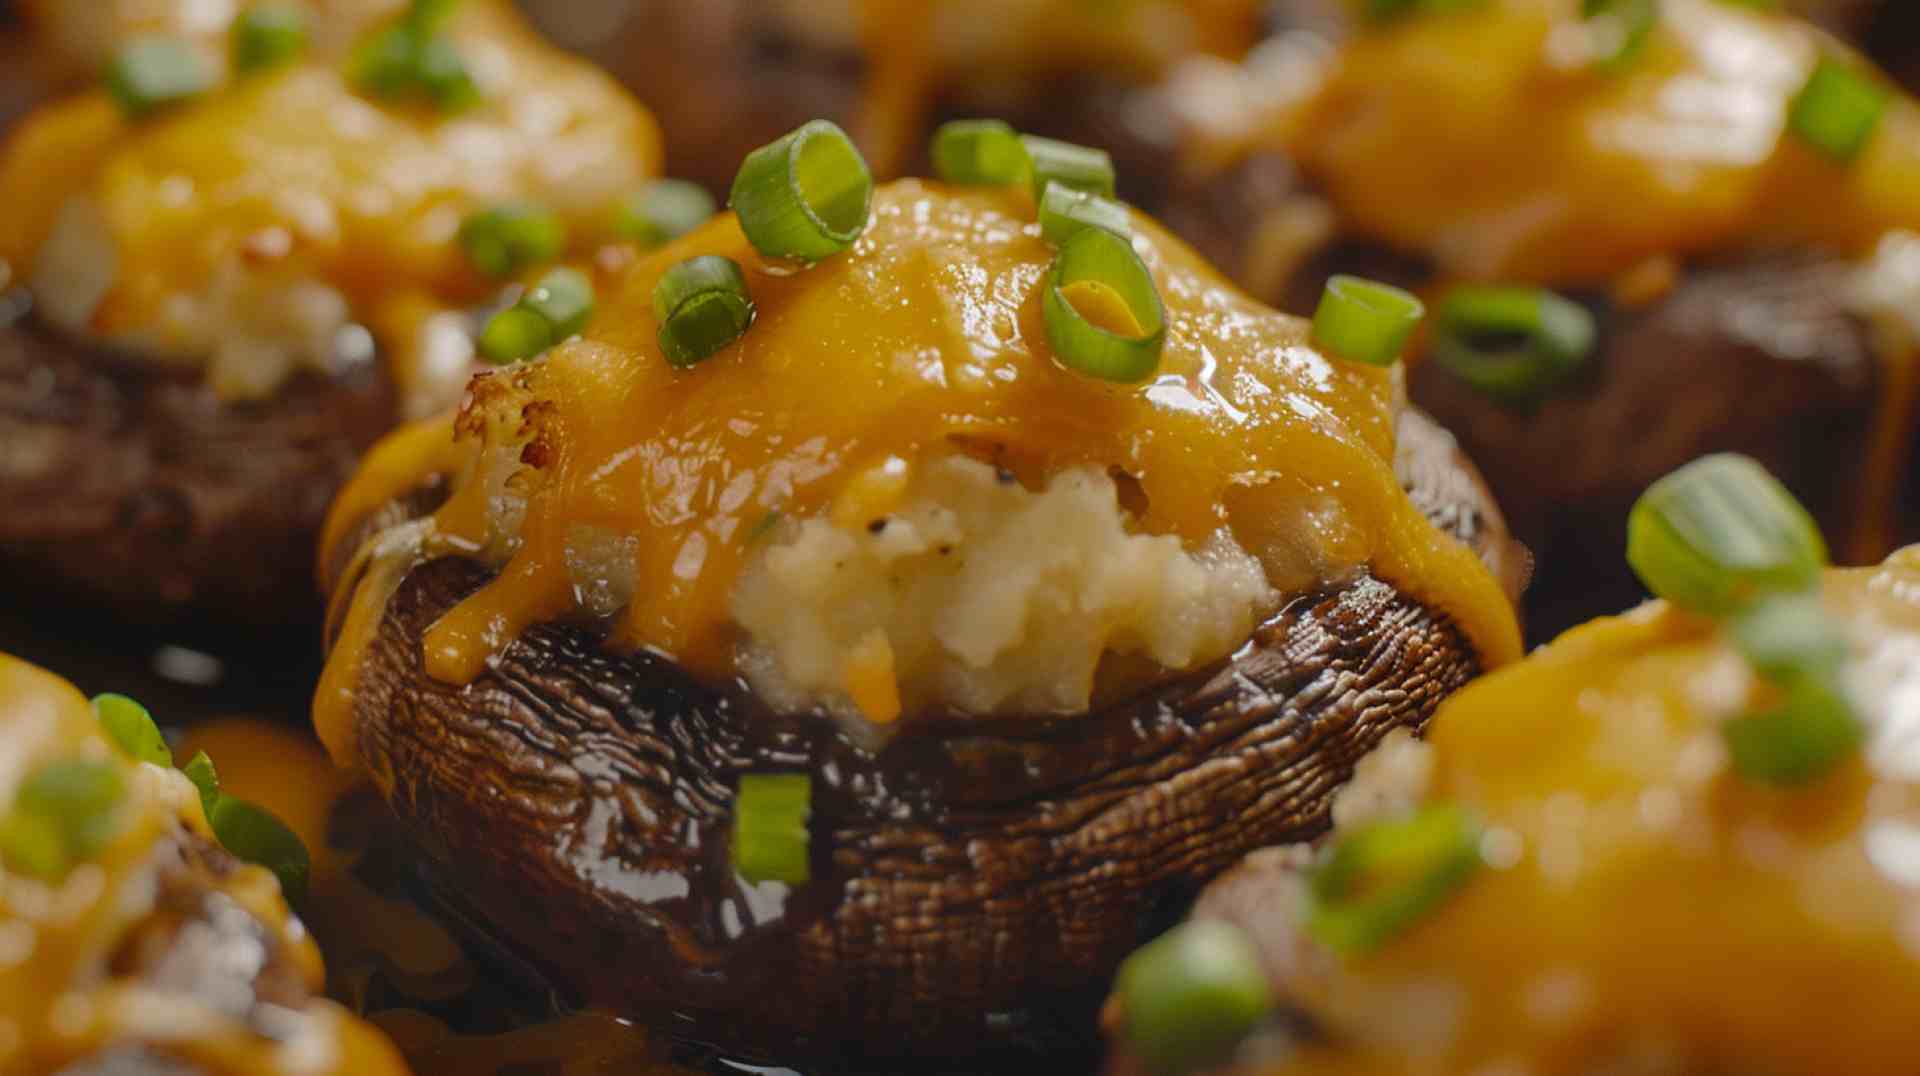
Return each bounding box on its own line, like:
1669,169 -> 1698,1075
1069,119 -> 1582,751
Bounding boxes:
479,306 -> 556,365
1041,226 -> 1166,383
616,179 -> 718,247
653,255 -> 756,368
729,119 -> 874,261
1431,285 -> 1594,406
1039,183 -> 1132,246
732,773 -> 811,885
1116,920 -> 1275,1076
931,119 -> 1031,186
232,4 -> 308,74
106,36 -> 215,118
1581,0 -> 1658,70
1789,56 -> 1888,163
208,795 -> 312,902
1723,675 -> 1862,787
1730,591 -> 1849,684
1021,134 -> 1116,200
522,267 -> 595,339
1311,274 -> 1425,367
1306,804 -> 1482,955
1625,453 -> 1827,617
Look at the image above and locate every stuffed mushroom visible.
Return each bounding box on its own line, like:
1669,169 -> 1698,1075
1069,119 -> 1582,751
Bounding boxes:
311,120 -> 1524,1062
0,0 -> 663,627
0,652 -> 407,1075
1103,453 -> 1920,1076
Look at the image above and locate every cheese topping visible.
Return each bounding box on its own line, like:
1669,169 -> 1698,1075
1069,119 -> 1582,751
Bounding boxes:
0,0 -> 661,412
315,179 -> 1521,760
0,654 -> 406,1076
1271,547 -> 1920,1075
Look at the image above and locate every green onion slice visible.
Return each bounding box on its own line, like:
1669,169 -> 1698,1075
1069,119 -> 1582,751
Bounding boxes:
1432,285 -> 1594,406
0,812 -> 69,881
1312,274 -> 1425,367
209,796 -> 311,903
1724,676 -> 1862,786
460,203 -> 566,279
1581,0 -> 1658,70
1116,920 -> 1274,1076
729,120 -> 874,261
479,306 -> 555,365
233,4 -> 308,74
106,36 -> 215,119
415,34 -> 478,111
931,119 -> 1031,186
93,693 -> 171,768
1730,591 -> 1849,684
350,1 -> 475,111
1306,804 -> 1482,955
1021,134 -> 1116,200
1626,454 -> 1826,616
17,760 -> 127,861
732,773 -> 811,885
406,0 -> 462,32
1789,56 -> 1888,164
1042,226 -> 1166,382
1039,184 -> 1132,247
350,24 -> 420,97
182,751 -> 221,820
653,255 -> 755,368
522,267 -> 595,339
616,179 -> 718,247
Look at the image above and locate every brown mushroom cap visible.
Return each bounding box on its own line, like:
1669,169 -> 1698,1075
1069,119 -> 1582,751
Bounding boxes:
0,310 -> 396,628
321,404 -> 1520,1061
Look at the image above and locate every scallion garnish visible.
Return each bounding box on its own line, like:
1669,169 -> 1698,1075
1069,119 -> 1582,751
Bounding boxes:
615,179 -> 718,248
480,267 -> 594,364
415,33 -> 479,111
232,4 -> 307,74
1116,920 -> 1275,1076
931,119 -> 1030,187
1042,226 -> 1166,382
730,120 -> 874,261
732,773 -> 811,885
350,0 -> 475,111
1039,183 -> 1131,246
1306,804 -> 1482,955
460,203 -> 566,279
176,751 -> 310,901
1723,677 -> 1862,786
1021,134 -> 1116,201
1431,285 -> 1594,406
1581,0 -> 1658,70
93,693 -> 171,768
1788,56 -> 1888,163
478,306 -> 556,365
106,36 -> 215,118
1625,454 -> 1826,616
653,255 -> 755,368
1311,274 -> 1425,367
1730,591 -> 1848,683
2,759 -> 127,879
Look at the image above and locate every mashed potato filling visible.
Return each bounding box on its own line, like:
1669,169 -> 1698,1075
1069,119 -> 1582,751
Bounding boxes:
731,456 -> 1279,722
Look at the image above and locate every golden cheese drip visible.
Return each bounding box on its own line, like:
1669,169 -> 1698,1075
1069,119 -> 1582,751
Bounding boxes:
0,655 -> 408,1076
314,179 -> 1521,764
0,0 -> 660,410
1267,548 -> 1920,1075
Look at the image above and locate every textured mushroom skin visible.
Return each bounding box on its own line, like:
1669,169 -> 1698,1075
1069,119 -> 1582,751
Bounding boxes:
0,308 -> 396,627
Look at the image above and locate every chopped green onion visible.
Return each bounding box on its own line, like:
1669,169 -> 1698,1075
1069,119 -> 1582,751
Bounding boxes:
182,751 -> 221,820
415,34 -> 478,111
1730,592 -> 1849,684
1042,226 -> 1166,382
406,0 -> 462,32
350,24 -> 420,97
1039,184 -> 1131,246
1431,285 -> 1594,406
1306,804 -> 1482,955
1581,0 -> 1657,70
1788,57 -> 1888,163
0,812 -> 69,881
521,267 -> 595,339
730,120 -> 874,261
615,179 -> 718,247
350,0 -> 475,111
931,119 -> 1031,186
479,306 -> 556,365
460,203 -> 566,279
232,5 -> 307,74
17,760 -> 127,861
106,36 -> 214,119
733,773 -> 810,885
1311,274 -> 1425,367
1021,134 -> 1116,200
653,255 -> 755,368
1626,454 -> 1826,616
1724,676 -> 1861,786
208,795 -> 311,903
93,694 -> 171,768
1116,920 -> 1274,1076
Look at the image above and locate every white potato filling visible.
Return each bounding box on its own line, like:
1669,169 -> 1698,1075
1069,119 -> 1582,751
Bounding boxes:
730,456 -> 1279,720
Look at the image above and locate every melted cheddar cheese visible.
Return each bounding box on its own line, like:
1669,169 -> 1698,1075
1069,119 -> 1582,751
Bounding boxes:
20,0 -> 409,84
0,0 -> 661,413
315,179 -> 1521,762
1261,548 -> 1920,1075
0,654 -> 408,1076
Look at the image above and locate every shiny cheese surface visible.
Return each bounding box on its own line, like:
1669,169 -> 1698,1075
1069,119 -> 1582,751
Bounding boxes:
20,0 -> 409,81
315,179 -> 1521,762
0,0 -> 660,408
0,654 -> 407,1076
1259,0 -> 1920,283
1270,549 -> 1920,1075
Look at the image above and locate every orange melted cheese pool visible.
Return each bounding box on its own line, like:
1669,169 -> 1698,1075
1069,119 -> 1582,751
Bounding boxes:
1265,549 -> 1920,1075
0,0 -> 659,410
316,179 -> 1520,761
0,655 -> 407,1076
